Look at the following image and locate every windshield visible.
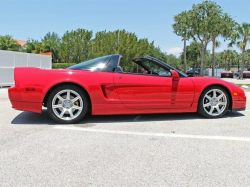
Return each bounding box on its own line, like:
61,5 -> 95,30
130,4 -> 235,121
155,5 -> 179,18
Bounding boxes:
68,55 -> 112,71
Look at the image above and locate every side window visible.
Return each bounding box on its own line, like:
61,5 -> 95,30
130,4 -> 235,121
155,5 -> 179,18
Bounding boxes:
142,60 -> 171,76
119,58 -> 143,73
117,58 -> 171,76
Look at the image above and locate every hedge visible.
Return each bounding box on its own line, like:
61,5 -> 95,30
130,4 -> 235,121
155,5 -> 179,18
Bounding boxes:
52,63 -> 76,69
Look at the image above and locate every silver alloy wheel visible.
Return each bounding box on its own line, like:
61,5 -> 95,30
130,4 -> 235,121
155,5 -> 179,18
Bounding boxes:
52,89 -> 83,121
203,89 -> 227,116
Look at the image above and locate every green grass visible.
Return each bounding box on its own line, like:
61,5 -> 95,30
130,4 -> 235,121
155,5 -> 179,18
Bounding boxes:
236,84 -> 250,87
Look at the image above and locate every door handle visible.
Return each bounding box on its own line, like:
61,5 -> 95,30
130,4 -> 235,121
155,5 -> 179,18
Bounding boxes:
119,76 -> 122,79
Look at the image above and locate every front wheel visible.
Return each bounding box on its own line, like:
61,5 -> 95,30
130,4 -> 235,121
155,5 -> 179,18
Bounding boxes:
47,85 -> 88,124
198,86 -> 229,118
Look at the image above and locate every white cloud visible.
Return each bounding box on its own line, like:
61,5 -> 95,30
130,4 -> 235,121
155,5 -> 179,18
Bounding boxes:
166,47 -> 183,56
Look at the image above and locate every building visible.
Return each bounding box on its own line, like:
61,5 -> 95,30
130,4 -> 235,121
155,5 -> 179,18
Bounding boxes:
14,39 -> 27,51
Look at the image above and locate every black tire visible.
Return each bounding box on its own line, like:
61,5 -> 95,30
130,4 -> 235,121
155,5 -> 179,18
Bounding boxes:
47,84 -> 89,124
198,86 -> 229,118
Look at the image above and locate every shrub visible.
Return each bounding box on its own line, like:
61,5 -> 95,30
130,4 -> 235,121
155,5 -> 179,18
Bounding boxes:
52,63 -> 76,69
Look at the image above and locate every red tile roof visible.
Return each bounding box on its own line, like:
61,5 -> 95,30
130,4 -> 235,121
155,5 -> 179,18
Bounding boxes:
14,39 -> 27,47
40,52 -> 52,56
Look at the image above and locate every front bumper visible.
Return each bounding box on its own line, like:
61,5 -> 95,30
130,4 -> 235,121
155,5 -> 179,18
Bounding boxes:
232,90 -> 247,111
232,108 -> 246,112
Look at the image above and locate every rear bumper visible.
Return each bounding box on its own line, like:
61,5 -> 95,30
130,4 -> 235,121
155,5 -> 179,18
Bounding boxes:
8,86 -> 42,113
10,100 -> 42,113
8,86 -> 21,101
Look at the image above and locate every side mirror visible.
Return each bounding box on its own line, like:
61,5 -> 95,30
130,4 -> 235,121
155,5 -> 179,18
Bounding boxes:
172,70 -> 180,81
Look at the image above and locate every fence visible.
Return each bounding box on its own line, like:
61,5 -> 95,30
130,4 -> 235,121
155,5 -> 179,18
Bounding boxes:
0,50 -> 51,87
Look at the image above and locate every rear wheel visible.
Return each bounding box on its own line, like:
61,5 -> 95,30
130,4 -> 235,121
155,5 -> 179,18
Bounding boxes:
47,85 -> 88,124
198,86 -> 229,118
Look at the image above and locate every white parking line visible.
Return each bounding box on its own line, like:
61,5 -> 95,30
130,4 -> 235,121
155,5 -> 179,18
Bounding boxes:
54,126 -> 250,142
239,110 -> 250,112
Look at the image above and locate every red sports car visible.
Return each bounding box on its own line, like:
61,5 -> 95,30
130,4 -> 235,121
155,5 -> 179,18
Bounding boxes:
243,71 -> 250,78
8,55 -> 246,123
221,71 -> 234,78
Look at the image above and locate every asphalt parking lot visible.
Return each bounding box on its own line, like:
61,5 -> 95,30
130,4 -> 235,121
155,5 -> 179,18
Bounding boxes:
0,88 -> 250,187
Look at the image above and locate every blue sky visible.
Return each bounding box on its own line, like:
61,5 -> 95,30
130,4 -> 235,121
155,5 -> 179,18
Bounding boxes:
1,0 -> 249,55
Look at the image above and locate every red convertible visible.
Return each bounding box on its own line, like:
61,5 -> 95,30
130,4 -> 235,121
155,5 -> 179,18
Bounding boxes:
9,55 -> 246,123
221,71 -> 233,78
243,71 -> 250,78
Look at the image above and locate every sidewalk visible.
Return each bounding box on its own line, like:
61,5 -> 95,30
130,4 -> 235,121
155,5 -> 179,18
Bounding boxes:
221,78 -> 250,84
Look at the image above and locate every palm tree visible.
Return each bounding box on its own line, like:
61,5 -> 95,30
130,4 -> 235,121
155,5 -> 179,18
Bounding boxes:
210,12 -> 236,77
211,40 -> 220,76
33,42 -> 45,54
236,53 -> 242,71
21,42 -> 35,53
245,49 -> 250,70
0,35 -> 20,51
229,23 -> 250,78
42,32 -> 61,62
222,50 -> 228,70
231,51 -> 239,71
222,50 -> 233,71
173,11 -> 189,72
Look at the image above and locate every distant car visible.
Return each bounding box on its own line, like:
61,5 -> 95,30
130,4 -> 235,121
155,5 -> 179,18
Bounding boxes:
243,71 -> 250,78
186,69 -> 200,77
221,71 -> 233,78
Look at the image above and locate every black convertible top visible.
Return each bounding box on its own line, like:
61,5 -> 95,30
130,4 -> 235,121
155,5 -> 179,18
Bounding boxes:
68,54 -> 186,77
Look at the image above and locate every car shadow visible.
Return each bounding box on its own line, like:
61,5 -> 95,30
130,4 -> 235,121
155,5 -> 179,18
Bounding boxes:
11,109 -> 245,125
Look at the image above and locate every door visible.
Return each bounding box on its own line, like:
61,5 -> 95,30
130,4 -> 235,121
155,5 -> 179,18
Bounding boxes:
114,73 -> 173,109
114,73 -> 195,110
113,58 -> 195,110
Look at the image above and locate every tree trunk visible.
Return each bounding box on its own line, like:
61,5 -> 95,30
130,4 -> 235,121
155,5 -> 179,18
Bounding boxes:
200,53 -> 204,76
248,60 -> 250,71
240,47 -> 245,79
200,46 -> 205,76
193,58 -> 197,76
212,40 -> 215,77
238,60 -> 240,71
229,59 -> 231,71
183,37 -> 187,73
225,58 -> 227,71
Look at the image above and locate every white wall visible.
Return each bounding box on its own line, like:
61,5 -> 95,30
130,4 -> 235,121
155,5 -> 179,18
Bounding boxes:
0,50 -> 52,86
205,68 -> 225,77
